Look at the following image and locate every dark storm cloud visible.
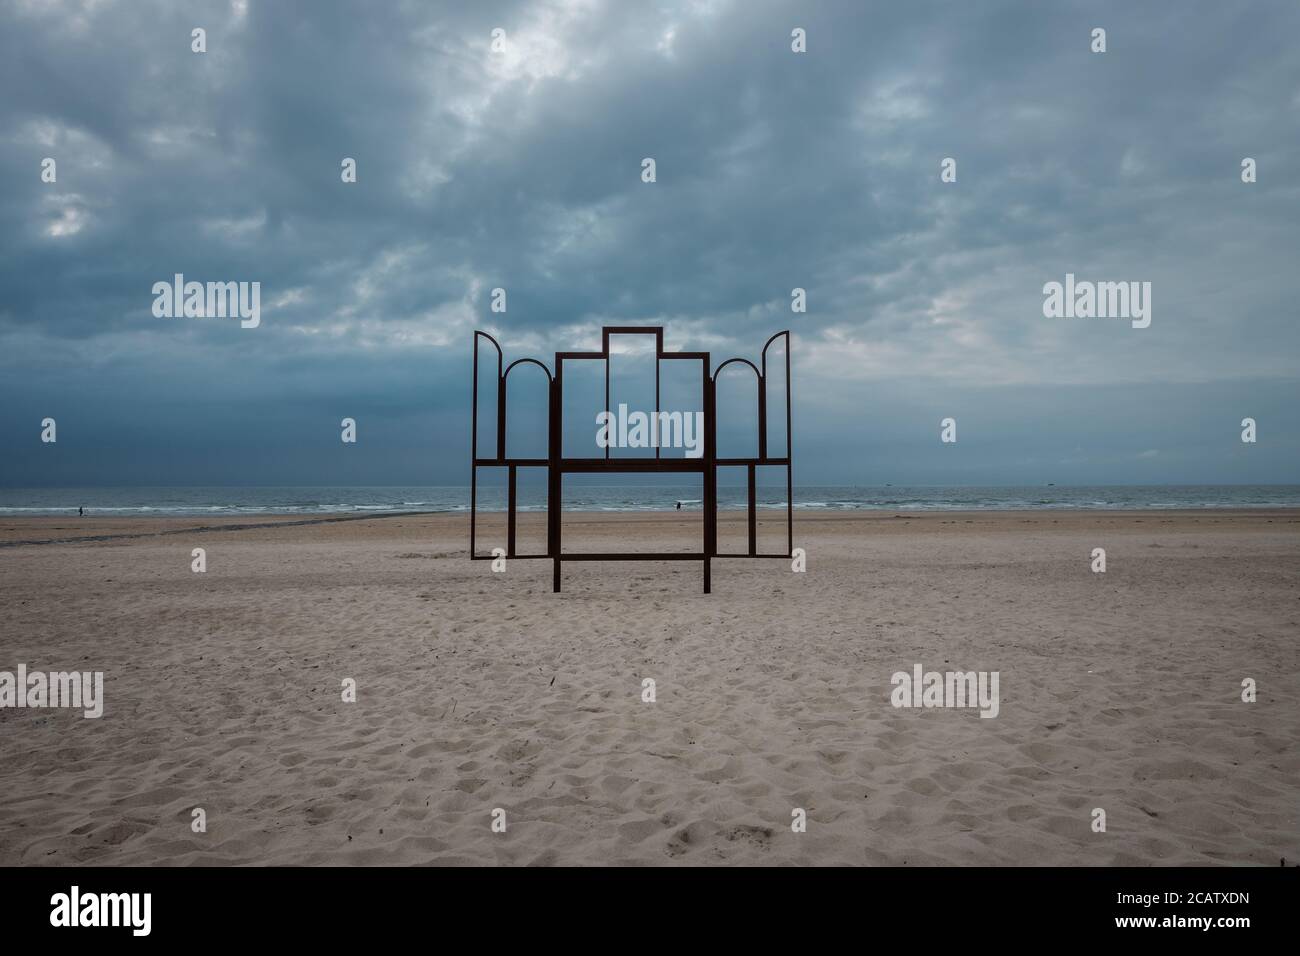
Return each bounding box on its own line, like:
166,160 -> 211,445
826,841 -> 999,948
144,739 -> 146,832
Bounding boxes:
1,0 -> 1297,485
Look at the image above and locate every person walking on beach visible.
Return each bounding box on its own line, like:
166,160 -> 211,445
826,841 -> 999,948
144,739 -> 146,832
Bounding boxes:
78,506 -> 83,517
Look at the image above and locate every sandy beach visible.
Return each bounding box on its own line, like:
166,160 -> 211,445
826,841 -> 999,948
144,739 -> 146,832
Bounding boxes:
1,510 -> 1297,866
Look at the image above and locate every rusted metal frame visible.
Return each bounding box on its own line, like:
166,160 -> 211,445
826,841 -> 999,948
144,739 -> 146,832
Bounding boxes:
473,326 -> 790,591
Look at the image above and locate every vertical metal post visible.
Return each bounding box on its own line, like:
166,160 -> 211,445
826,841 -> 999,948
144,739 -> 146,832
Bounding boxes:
704,364 -> 715,594
507,464 -> 517,557
550,366 -> 562,592
496,375 -> 506,460
470,335 -> 479,557
785,338 -> 793,557
747,463 -> 757,557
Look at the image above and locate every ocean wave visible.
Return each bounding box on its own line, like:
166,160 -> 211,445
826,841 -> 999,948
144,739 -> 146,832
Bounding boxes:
3,485 -> 1298,517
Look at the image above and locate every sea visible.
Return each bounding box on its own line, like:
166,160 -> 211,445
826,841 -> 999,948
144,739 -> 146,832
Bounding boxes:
1,485 -> 1298,517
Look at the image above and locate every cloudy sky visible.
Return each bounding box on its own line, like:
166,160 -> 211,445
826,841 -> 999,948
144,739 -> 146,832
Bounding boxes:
2,0 -> 1297,487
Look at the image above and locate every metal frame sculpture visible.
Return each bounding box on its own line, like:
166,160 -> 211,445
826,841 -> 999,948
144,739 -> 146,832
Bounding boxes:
470,326 -> 791,593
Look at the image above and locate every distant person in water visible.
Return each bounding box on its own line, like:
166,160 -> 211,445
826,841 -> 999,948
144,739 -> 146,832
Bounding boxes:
78,506 -> 83,517
675,501 -> 681,511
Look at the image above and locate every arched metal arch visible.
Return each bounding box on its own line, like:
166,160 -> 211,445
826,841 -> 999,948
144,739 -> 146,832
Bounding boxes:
503,357 -> 553,383
712,357 -> 761,381
711,331 -> 792,560
713,357 -> 763,461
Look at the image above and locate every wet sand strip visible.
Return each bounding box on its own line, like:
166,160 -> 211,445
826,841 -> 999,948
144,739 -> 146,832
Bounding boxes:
0,511 -> 431,549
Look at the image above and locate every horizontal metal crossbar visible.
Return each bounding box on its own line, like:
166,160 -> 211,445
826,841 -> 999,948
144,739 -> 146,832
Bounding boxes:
557,553 -> 705,561
560,458 -> 705,473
